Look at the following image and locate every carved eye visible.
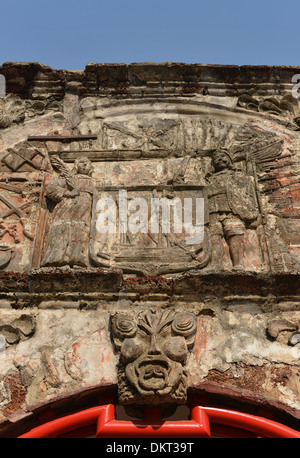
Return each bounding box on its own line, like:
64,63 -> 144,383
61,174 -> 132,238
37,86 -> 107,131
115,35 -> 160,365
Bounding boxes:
112,314 -> 137,339
121,337 -> 145,363
163,336 -> 188,362
172,313 -> 197,337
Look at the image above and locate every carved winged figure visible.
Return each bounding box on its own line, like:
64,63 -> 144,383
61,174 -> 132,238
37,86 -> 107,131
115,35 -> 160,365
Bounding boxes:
41,155 -> 95,268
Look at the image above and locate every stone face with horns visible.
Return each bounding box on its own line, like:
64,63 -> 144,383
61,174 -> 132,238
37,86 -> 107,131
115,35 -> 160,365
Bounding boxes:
111,309 -> 198,405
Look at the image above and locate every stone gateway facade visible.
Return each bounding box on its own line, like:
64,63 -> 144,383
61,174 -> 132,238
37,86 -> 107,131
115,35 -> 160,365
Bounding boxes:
0,61 -> 299,437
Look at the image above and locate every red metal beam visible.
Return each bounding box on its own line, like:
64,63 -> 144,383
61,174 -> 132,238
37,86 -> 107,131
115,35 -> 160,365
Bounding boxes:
95,404 -> 211,438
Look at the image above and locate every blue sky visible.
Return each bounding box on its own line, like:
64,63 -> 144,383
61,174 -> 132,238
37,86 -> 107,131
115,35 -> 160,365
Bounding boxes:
0,0 -> 300,70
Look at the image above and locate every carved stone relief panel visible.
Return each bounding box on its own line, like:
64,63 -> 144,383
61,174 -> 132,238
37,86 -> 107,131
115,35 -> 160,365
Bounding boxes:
33,106 -> 294,276
0,91 -> 297,276
0,141 -> 53,272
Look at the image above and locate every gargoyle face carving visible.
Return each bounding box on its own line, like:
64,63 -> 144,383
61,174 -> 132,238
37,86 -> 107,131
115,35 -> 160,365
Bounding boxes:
111,309 -> 197,404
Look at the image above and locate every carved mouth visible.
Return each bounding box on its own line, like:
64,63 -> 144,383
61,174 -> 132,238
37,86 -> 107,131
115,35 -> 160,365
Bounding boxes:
137,358 -> 170,391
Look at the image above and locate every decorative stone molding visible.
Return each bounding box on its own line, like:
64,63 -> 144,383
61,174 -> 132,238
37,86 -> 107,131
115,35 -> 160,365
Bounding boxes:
0,314 -> 35,345
267,317 -> 300,347
0,94 -> 25,128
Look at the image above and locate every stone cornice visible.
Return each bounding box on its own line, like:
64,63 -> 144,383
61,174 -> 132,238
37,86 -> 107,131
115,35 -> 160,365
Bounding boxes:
1,61 -> 300,99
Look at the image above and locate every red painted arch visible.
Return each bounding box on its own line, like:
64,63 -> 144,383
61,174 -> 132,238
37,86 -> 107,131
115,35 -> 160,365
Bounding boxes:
19,400 -> 300,438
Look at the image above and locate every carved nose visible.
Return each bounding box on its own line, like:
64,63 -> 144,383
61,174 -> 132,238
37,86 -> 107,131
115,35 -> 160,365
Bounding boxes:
148,335 -> 162,355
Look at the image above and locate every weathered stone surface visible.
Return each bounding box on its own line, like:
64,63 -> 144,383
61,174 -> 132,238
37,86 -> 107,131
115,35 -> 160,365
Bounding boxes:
0,309 -> 116,423
0,62 -> 300,436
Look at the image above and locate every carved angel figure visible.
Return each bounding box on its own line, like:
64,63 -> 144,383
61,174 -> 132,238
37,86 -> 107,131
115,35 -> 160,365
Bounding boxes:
41,156 -> 94,268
